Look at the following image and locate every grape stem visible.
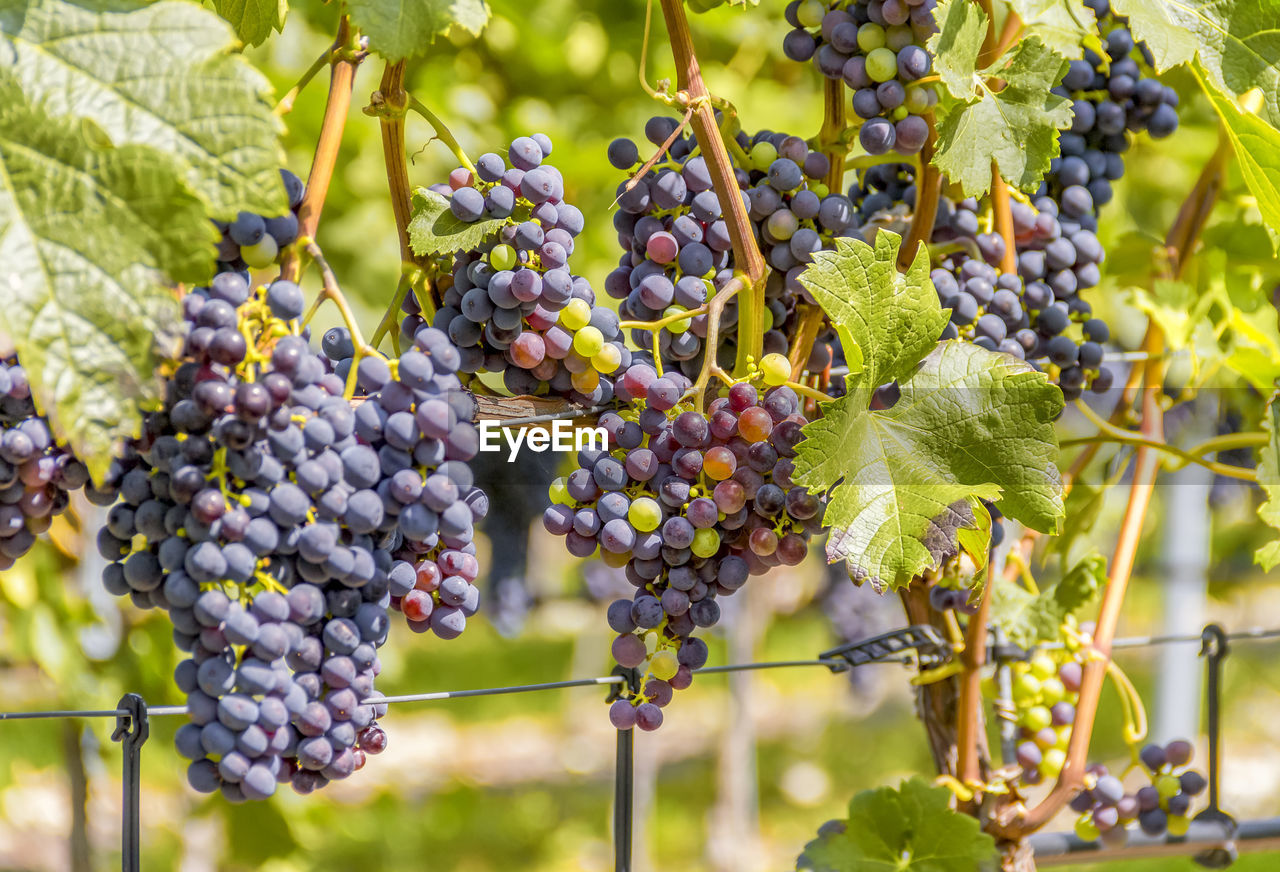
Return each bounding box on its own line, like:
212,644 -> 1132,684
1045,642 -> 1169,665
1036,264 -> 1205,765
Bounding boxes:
1062,401 -> 1258,481
955,545 -> 995,801
990,163 -> 1018,275
656,0 -> 768,374
638,0 -> 661,100
783,379 -> 831,405
303,241 -> 386,399
897,114 -> 940,271
280,16 -> 363,284
371,61 -> 436,310
617,104 -> 696,199
688,275 -> 746,405
818,76 -> 848,194
405,95 -> 477,177
369,269 -> 418,356
275,41 -> 352,117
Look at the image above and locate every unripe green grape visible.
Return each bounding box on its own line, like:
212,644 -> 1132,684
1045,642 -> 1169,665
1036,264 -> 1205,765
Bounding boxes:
1156,774 -> 1181,799
1041,748 -> 1066,777
691,527 -> 721,558
629,497 -> 662,532
796,0 -> 826,27
592,344 -> 622,373
489,243 -> 516,270
1040,677 -> 1066,704
762,308 -> 775,331
766,209 -> 799,240
664,307 -> 691,334
1030,653 -> 1058,679
1074,817 -> 1100,842
1013,671 -> 1042,703
549,477 -> 570,505
241,235 -> 279,268
1022,705 -> 1053,732
905,85 -> 932,114
857,23 -> 887,52
750,141 -> 778,171
1166,814 -> 1189,837
650,649 -> 679,681
865,48 -> 899,83
760,353 -> 792,386
560,298 -> 592,330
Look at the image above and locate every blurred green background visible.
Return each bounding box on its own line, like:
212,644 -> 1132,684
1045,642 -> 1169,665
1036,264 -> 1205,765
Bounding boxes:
2,0 -> 1279,869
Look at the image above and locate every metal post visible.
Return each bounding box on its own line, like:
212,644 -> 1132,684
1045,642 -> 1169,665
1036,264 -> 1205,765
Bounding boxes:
991,625 -> 1018,765
1193,625 -> 1237,868
111,694 -> 148,872
608,665 -> 640,872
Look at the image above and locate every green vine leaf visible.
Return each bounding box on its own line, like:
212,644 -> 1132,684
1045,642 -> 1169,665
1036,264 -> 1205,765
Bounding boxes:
408,188 -> 508,258
213,0 -> 288,47
1256,389 -> 1280,570
1008,0 -> 1101,60
794,233 -> 1064,591
796,777 -> 998,872
928,0 -> 1073,196
1110,0 -> 1280,129
991,552 -> 1107,648
0,0 -> 286,219
347,0 -> 489,61
0,70 -> 206,482
1199,65 -> 1280,252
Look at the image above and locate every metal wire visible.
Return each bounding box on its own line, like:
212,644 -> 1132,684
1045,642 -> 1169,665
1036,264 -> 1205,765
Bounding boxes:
490,404 -> 612,428
5,626 -> 1278,723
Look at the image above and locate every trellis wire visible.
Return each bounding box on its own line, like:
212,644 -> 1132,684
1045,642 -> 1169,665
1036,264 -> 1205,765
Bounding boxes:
2,623 -> 1278,872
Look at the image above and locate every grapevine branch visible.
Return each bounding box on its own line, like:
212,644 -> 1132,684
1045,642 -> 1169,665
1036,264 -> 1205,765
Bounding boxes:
280,16 -> 362,284
898,116 -> 940,271
275,43 -> 341,117
956,552 -> 995,794
656,0 -> 767,376
990,165 -> 1018,275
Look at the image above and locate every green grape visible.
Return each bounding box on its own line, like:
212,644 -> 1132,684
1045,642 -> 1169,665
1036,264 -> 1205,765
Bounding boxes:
1013,671 -> 1041,704
1155,774 -> 1181,799
1167,815 -> 1189,837
1074,817 -> 1100,842
762,308 -> 775,331
1022,705 -> 1053,732
592,344 -> 622,373
1040,748 -> 1066,777
490,243 -> 516,270
796,0 -> 826,27
241,235 -> 279,268
629,497 -> 662,532
1030,653 -> 1058,680
905,85 -> 932,114
857,23 -> 887,52
691,527 -> 721,558
760,353 -> 792,386
1040,677 -> 1067,704
891,105 -> 909,121
664,306 -> 691,334
549,477 -> 570,505
573,325 -> 605,357
866,47 -> 899,83
650,649 -> 679,681
560,298 -> 592,330
750,141 -> 778,171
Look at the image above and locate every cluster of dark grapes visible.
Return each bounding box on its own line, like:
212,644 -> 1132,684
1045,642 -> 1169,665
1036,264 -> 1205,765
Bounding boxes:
608,117 -> 854,380
1071,740 -> 1206,844
424,135 -> 633,405
780,0 -> 938,156
93,262 -> 485,798
544,362 -> 825,729
0,356 -> 93,568
1042,1 -> 1179,214
218,170 -> 307,271
606,117 -> 739,377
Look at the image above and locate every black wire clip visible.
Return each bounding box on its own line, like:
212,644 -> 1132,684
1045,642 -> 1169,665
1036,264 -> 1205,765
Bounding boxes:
820,625 -> 951,669
606,664 -> 642,703
1193,624 -> 1237,869
112,693 -> 149,872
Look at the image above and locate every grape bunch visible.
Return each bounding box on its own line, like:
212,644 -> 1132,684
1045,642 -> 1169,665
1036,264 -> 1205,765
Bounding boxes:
544,356 -> 827,729
1070,740 -> 1207,844
781,0 -> 939,156
423,135 -> 632,404
95,268 -> 485,798
1042,3 -> 1179,216
607,116 -> 740,377
608,117 -> 855,381
218,169 -> 307,271
991,649 -> 1086,786
0,355 -> 93,568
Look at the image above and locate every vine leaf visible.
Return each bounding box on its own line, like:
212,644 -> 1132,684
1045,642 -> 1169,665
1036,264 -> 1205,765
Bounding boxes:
1256,389 -> 1280,570
991,552 -> 1107,648
0,0 -> 286,219
1008,0 -> 1101,60
408,188 -> 507,258
1199,65 -> 1280,252
0,70 -> 207,482
794,233 -> 1064,591
213,0 -> 288,47
796,777 -> 999,872
1110,0 -> 1280,129
928,0 -> 1073,196
346,0 -> 489,61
